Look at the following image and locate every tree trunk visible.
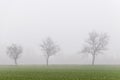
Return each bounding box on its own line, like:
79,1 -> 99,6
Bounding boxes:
14,59 -> 17,65
46,56 -> 49,66
92,54 -> 96,65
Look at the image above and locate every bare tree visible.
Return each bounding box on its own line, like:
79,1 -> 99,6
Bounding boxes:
7,44 -> 23,65
40,37 -> 60,66
81,31 -> 109,65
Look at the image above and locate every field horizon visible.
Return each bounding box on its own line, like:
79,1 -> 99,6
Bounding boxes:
0,65 -> 119,80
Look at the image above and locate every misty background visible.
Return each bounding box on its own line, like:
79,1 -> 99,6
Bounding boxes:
0,0 -> 119,65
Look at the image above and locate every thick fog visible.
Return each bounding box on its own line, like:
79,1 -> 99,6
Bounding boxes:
0,0 -> 120,65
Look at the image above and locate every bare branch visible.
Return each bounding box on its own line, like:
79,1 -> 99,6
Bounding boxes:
81,31 -> 109,65
6,44 -> 23,65
40,37 -> 60,66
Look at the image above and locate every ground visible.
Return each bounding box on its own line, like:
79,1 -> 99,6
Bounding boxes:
0,65 -> 120,80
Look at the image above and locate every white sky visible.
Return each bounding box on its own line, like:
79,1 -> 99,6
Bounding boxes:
0,0 -> 120,65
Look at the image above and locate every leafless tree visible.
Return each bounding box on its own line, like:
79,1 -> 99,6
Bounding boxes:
40,37 -> 60,66
81,31 -> 109,65
7,44 -> 23,65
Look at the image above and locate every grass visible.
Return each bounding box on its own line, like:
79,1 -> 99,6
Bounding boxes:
0,65 -> 119,80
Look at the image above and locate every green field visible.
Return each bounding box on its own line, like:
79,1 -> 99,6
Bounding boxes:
0,65 -> 120,80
